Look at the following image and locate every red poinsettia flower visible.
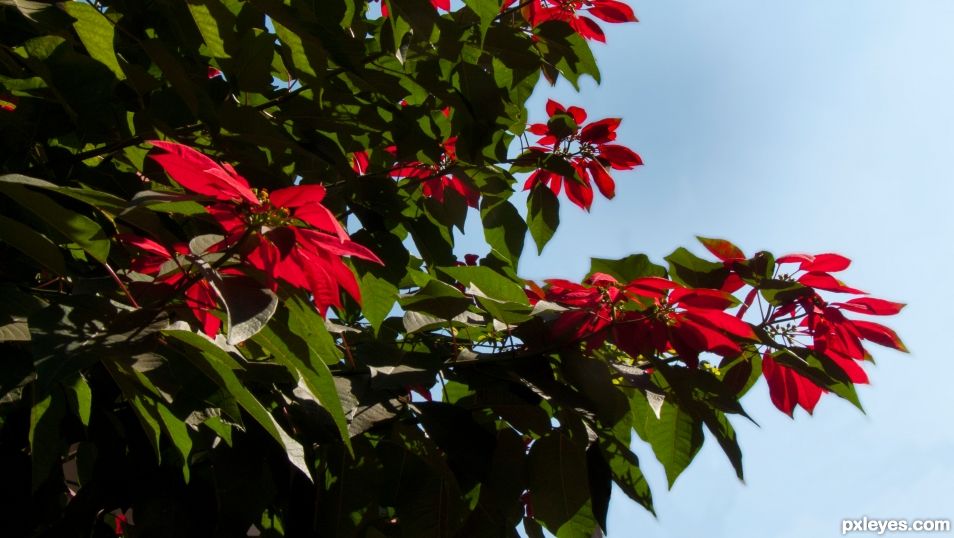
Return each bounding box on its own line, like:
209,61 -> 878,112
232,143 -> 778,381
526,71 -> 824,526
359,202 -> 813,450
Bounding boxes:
535,273 -> 755,365
527,0 -> 637,42
758,253 -> 906,414
523,99 -> 642,210
117,234 -> 222,337
148,141 -> 381,314
389,137 -> 480,207
613,278 -> 756,366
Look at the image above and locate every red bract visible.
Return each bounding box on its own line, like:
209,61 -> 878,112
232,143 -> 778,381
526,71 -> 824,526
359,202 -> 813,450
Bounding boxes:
148,141 -> 381,315
777,252 -> 863,293
117,234 -> 222,337
524,99 -> 642,210
761,353 -> 823,416
527,0 -> 637,42
389,137 -> 480,208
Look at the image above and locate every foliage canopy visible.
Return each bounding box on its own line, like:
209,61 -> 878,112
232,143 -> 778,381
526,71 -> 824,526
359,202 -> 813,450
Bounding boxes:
0,0 -> 905,536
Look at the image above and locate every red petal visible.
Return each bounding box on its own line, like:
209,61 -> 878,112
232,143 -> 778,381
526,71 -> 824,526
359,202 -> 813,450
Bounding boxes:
545,99 -> 565,117
598,144 -> 643,169
148,141 -> 258,204
116,234 -> 171,259
798,272 -> 865,294
762,354 -> 824,416
801,253 -> 851,272
527,123 -> 550,136
826,351 -> 869,384
297,229 -> 383,263
625,277 -> 677,298
851,320 -> 908,352
184,280 -> 221,337
682,308 -> 756,340
269,184 -> 326,208
777,253 -> 814,265
572,16 -> 606,42
670,287 -> 735,310
588,0 -> 637,23
563,172 -> 594,210
566,105 -> 588,125
586,159 -> 615,199
579,118 -> 620,144
834,297 -> 906,316
351,151 -> 369,174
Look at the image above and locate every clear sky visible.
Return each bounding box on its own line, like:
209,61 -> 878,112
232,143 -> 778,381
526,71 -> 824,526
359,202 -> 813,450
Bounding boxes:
461,1 -> 954,536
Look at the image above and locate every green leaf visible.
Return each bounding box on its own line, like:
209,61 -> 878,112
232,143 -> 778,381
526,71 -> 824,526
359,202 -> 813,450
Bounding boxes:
213,277 -> 279,345
480,197 -> 526,271
358,271 -> 398,333
528,432 -> 590,532
0,183 -> 110,263
463,0 -> 502,39
64,374 -> 92,427
664,247 -> 729,289
29,389 -> 66,490
253,311 -> 352,449
700,409 -> 743,481
400,279 -> 473,320
186,0 -> 232,59
772,349 -> 864,411
0,214 -> 67,275
273,20 -> 324,84
285,295 -> 343,367
598,435 -> 654,514
63,2 -> 125,80
590,254 -> 667,282
163,330 -> 313,480
630,389 -> 704,488
439,265 -> 527,305
527,185 -> 560,254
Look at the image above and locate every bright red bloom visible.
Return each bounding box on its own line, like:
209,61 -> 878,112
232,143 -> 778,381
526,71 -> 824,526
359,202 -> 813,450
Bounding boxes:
148,141 -> 381,314
758,252 -> 907,414
390,137 -> 480,208
613,279 -> 756,366
523,99 -> 642,210
527,0 -> 637,42
117,234 -> 222,337
536,273 -> 755,365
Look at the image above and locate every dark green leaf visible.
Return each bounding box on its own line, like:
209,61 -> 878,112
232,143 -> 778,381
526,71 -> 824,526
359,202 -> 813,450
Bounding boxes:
0,183 -> 110,263
528,432 -> 590,532
163,330 -> 313,480
590,254 -> 667,282
527,185 -> 560,254
253,311 -> 351,448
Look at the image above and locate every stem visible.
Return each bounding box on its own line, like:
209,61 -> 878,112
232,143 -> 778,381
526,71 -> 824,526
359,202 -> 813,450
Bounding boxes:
104,262 -> 140,308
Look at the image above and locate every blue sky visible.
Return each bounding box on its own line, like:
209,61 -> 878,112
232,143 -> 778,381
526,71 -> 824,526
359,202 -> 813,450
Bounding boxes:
461,1 -> 954,536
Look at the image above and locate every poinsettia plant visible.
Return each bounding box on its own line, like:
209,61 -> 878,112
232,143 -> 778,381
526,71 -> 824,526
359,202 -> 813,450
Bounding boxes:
0,0 -> 903,537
